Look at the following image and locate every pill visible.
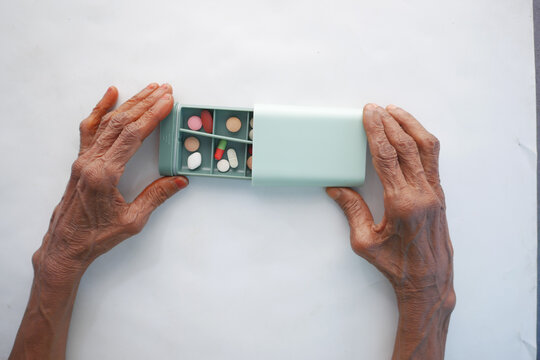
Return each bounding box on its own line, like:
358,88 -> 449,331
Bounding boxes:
227,148 -> 238,168
250,118 -> 253,128
248,145 -> 252,155
187,115 -> 202,131
226,116 -> 242,133
246,156 -> 252,170
187,152 -> 202,170
184,136 -> 200,152
214,139 -> 227,160
201,110 -> 213,133
248,129 -> 253,140
217,159 -> 230,172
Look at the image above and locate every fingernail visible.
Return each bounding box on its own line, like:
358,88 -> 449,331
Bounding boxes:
147,83 -> 158,90
160,83 -> 170,90
161,94 -> 172,101
364,103 -> 377,112
174,177 -> 188,188
326,187 -> 341,200
387,104 -> 398,110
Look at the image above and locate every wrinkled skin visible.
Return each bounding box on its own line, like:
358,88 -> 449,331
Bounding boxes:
10,84 -> 188,359
35,83 -> 189,281
327,104 -> 455,360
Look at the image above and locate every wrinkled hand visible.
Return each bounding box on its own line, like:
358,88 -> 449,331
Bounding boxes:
33,83 -> 188,283
327,104 -> 455,359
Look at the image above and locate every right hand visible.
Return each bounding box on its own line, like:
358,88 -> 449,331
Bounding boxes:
326,104 -> 455,359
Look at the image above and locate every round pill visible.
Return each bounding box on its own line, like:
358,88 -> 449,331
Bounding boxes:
184,137 -> 200,152
201,110 -> 213,133
226,117 -> 242,133
246,156 -> 252,170
248,129 -> 253,140
187,115 -> 202,131
250,118 -> 253,128
227,148 -> 238,169
217,159 -> 230,172
187,152 -> 202,170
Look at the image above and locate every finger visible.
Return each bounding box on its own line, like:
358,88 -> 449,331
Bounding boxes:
377,106 -> 428,187
326,187 -> 379,259
129,176 -> 189,221
385,105 -> 441,187
79,86 -> 118,153
103,93 -> 174,174
92,82 -> 159,146
363,104 -> 407,192
93,83 -> 172,155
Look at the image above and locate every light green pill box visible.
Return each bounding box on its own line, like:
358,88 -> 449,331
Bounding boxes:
159,103 -> 367,186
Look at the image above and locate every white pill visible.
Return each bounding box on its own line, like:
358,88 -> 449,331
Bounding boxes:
249,129 -> 253,140
187,152 -> 202,170
217,159 -> 230,172
227,148 -> 238,169
250,118 -> 253,128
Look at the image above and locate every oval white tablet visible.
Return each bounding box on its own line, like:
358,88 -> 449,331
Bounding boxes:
227,148 -> 238,169
249,129 -> 253,140
216,159 -> 230,172
187,152 -> 202,170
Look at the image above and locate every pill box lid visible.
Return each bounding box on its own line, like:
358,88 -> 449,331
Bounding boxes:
251,104 -> 367,186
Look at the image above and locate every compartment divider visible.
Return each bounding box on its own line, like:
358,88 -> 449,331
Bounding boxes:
212,109 -> 218,135
179,128 -> 253,144
210,137 -> 215,173
243,143 -> 249,177
245,112 -> 251,140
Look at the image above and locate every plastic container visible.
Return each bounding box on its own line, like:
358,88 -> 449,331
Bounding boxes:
159,103 -> 367,186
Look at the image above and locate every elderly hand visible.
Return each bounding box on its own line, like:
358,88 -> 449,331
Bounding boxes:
327,104 -> 455,360
10,83 -> 188,360
34,83 -> 188,283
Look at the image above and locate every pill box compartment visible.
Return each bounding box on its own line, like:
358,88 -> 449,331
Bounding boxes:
179,133 -> 212,174
180,106 -> 213,133
213,109 -> 249,140
212,140 -> 247,177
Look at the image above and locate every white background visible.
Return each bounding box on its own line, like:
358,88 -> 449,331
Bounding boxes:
0,0 -> 536,359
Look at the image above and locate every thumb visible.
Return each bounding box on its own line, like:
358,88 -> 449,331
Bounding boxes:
326,187 -> 374,228
131,176 -> 189,217
326,187 -> 377,256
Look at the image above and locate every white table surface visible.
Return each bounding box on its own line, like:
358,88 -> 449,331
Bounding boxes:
0,0 -> 536,359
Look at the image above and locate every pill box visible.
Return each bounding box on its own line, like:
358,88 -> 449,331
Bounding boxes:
159,104 -> 367,186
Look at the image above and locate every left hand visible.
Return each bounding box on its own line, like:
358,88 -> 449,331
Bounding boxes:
33,83 -> 188,285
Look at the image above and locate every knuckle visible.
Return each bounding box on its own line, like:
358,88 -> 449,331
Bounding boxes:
123,216 -> 144,236
80,163 -> 104,187
140,96 -> 156,109
144,106 -> 156,118
71,158 -> 85,177
374,142 -> 397,165
79,119 -> 90,133
396,135 -> 417,154
109,112 -> 131,130
31,249 -> 42,269
422,194 -> 442,211
92,103 -> 106,115
121,122 -> 142,143
422,135 -> 440,156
